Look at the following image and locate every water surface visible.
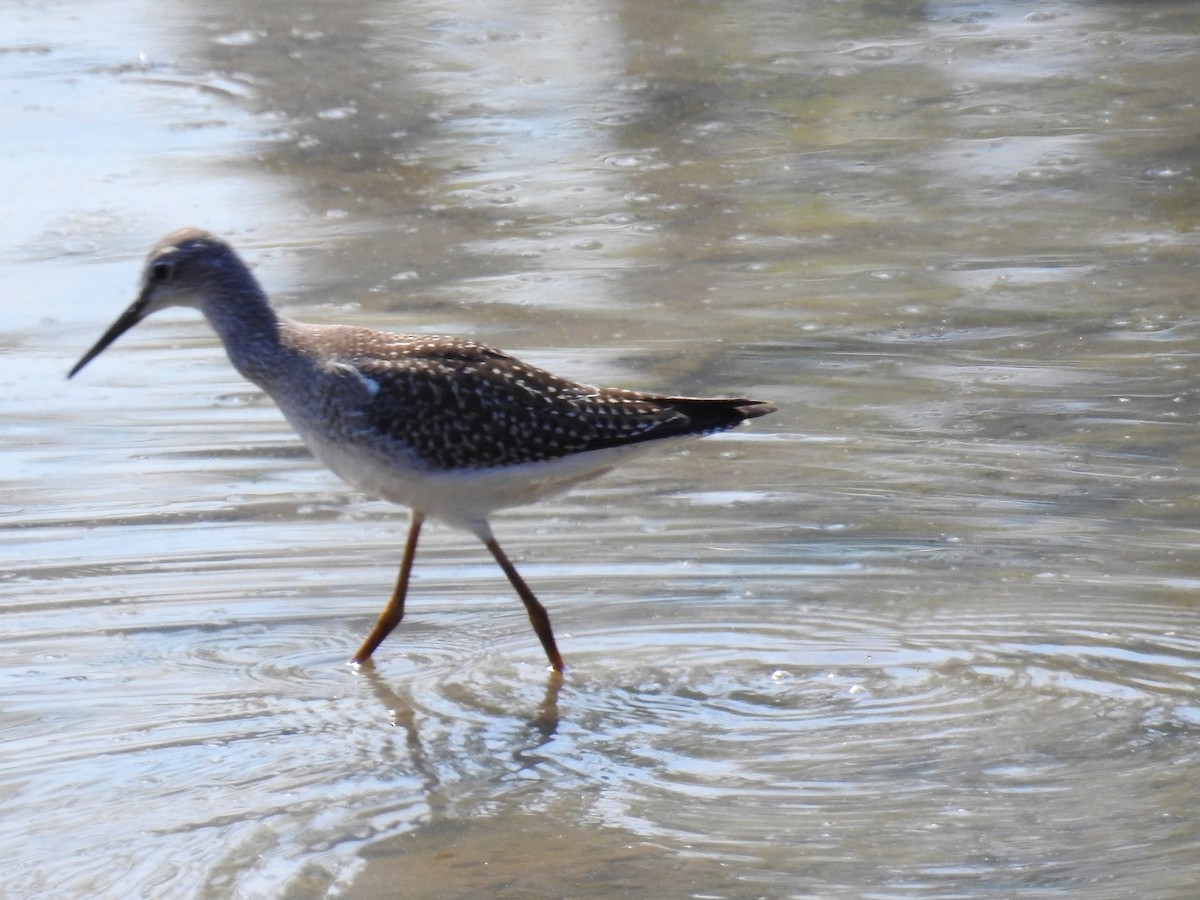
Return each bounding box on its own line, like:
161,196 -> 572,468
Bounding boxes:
4,1 -> 1200,897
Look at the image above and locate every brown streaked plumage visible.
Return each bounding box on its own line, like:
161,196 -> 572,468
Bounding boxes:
68,228 -> 776,672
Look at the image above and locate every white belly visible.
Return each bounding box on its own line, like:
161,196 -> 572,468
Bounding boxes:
300,428 -> 683,533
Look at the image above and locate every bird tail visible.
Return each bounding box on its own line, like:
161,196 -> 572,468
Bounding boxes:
658,396 -> 777,433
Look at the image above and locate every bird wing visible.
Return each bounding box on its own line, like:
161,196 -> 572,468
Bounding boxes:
314,332 -> 690,470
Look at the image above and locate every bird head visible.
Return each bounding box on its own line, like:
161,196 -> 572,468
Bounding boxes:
68,229 -> 245,378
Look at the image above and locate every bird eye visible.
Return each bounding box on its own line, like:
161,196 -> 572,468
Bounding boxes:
150,260 -> 173,283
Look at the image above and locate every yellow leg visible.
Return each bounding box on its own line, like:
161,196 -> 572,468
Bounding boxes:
352,511 -> 425,663
484,537 -> 565,673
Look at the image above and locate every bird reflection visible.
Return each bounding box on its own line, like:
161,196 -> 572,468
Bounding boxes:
528,670 -> 564,742
356,661 -> 564,800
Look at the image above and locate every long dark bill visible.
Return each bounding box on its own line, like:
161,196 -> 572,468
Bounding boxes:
67,296 -> 152,379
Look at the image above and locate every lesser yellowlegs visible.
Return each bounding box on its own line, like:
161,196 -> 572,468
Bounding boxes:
69,229 -> 775,671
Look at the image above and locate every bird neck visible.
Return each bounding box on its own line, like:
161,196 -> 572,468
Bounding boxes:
198,284 -> 290,386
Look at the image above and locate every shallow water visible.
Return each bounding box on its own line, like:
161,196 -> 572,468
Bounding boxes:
5,0 -> 1200,896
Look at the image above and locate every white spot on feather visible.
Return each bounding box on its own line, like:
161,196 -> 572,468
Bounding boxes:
328,361 -> 380,396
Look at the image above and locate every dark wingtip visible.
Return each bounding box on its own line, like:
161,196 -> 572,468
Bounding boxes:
672,396 -> 777,430
732,400 -> 777,421
626,395 -> 776,441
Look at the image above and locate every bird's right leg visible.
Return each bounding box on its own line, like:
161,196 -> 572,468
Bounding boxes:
352,510 -> 425,663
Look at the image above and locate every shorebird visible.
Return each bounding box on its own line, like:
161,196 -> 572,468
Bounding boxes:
68,229 -> 775,671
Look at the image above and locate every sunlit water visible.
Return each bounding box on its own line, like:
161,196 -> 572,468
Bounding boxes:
5,1 -> 1200,897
